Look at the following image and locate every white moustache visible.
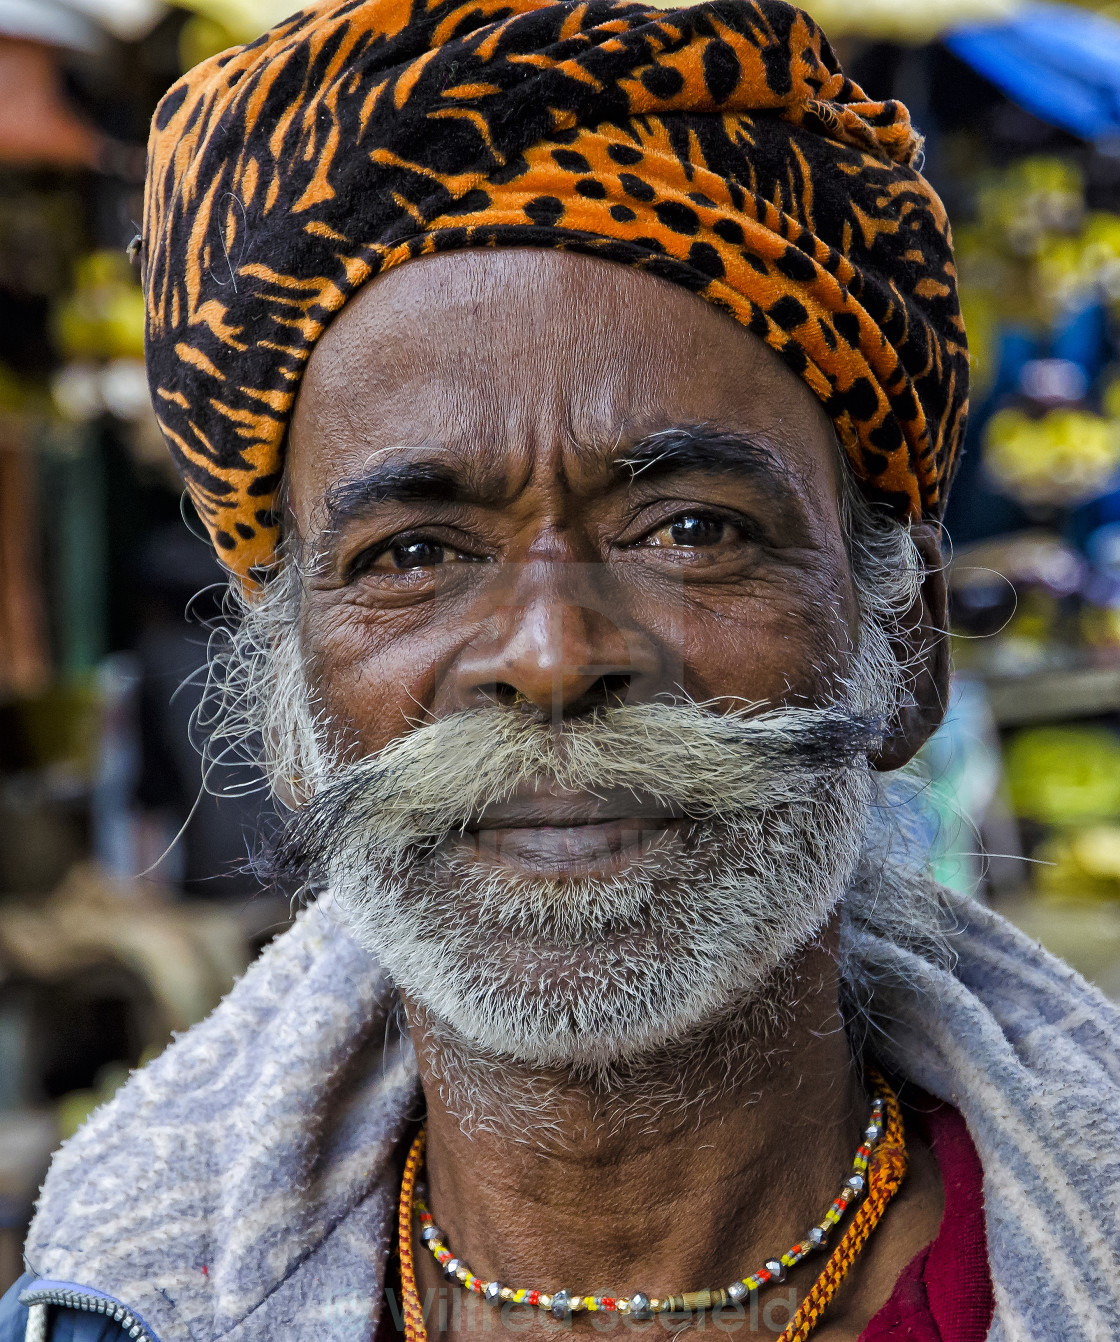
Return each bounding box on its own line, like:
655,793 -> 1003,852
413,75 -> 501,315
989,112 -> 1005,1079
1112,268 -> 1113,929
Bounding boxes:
282,700 -> 882,868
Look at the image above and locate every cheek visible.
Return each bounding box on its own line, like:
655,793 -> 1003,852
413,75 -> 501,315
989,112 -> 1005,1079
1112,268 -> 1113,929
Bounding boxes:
301,599 -> 462,756
671,564 -> 858,709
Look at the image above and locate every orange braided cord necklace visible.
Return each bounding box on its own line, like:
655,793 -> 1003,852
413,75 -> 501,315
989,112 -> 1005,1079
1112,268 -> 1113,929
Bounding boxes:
397,1071 -> 906,1342
776,1073 -> 908,1342
399,1126 -> 429,1342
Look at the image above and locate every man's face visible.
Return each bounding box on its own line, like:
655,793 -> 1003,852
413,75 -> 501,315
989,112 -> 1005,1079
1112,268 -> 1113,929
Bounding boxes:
289,248 -> 858,768
279,249 -> 896,1068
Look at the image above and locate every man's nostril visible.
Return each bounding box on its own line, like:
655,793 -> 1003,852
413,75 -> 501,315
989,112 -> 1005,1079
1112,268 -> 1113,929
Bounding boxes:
484,681 -> 521,707
597,673 -> 631,706
478,675 -> 631,714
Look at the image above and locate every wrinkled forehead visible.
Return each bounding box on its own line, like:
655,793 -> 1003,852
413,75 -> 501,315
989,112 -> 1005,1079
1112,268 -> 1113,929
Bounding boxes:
286,249 -> 845,539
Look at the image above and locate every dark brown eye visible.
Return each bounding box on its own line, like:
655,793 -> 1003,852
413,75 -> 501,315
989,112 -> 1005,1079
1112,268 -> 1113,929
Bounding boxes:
646,514 -> 734,548
350,535 -> 486,578
389,539 -> 446,569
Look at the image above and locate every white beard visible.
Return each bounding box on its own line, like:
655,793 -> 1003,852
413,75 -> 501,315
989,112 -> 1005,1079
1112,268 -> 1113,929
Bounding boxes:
279,685 -> 879,1071
339,777 -> 870,1070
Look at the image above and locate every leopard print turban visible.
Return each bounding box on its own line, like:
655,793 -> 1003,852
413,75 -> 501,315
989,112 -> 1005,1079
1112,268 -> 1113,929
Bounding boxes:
143,0 -> 967,578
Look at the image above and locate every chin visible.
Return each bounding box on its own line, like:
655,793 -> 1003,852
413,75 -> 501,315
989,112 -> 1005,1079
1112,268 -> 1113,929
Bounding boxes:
331,808 -> 862,1071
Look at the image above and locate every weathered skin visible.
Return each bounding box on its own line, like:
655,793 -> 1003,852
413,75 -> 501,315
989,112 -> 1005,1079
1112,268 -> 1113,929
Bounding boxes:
286,248 -> 949,1341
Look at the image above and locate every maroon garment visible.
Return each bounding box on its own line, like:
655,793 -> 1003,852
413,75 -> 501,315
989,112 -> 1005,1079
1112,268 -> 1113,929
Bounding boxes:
859,1098 -> 994,1341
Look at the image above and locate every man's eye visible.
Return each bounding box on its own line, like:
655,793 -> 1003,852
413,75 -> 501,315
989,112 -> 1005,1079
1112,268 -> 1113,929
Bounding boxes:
644,514 -> 736,548
387,539 -> 448,569
354,538 -> 465,575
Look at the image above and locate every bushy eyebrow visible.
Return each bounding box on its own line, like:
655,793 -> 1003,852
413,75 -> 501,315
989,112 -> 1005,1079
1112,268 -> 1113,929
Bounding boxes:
319,424 -> 796,538
324,460 -> 464,531
615,427 -> 791,496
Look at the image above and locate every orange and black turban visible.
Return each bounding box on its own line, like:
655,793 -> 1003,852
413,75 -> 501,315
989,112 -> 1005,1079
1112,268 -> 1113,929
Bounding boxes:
143,0 -> 967,578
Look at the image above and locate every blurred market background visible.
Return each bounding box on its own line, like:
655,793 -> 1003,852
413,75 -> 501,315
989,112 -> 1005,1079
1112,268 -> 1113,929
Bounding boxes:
6,0 -> 1120,1292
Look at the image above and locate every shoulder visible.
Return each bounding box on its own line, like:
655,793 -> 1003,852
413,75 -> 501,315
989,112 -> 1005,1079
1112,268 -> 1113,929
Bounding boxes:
0,1277 -> 129,1342
22,901 -> 413,1342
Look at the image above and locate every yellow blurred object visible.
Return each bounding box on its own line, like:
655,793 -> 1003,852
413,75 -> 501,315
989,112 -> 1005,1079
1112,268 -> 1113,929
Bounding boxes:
179,13 -> 240,69
175,0 -> 305,46
0,363 -> 26,414
976,157 -> 1083,258
809,0 -> 1017,37
1074,825 -> 1120,877
1034,825 -> 1120,901
957,287 -> 998,399
1036,232 -> 1090,312
1102,371 -> 1120,420
1077,211 -> 1120,299
1081,601 -> 1120,648
1004,588 -> 1056,643
983,406 -> 1120,506
1005,725 -> 1120,826
955,158 -> 1091,335
1036,211 -> 1120,314
52,250 -> 146,363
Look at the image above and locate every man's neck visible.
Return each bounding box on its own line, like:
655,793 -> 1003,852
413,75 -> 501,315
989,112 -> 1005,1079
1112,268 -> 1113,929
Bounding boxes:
404,933 -> 868,1330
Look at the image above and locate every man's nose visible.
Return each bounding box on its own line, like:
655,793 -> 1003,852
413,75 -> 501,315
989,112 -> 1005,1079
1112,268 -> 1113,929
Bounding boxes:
449,565 -> 663,719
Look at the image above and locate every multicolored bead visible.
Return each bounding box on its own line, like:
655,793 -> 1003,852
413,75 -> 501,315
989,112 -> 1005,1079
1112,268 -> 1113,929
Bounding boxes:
549,1291 -> 571,1319
412,1083 -> 890,1323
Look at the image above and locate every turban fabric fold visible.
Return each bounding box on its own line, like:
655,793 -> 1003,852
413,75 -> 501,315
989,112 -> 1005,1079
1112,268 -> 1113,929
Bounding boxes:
143,0 -> 968,578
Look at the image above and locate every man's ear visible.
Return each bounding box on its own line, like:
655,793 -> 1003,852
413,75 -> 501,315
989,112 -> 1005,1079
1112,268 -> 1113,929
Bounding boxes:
868,522 -> 950,773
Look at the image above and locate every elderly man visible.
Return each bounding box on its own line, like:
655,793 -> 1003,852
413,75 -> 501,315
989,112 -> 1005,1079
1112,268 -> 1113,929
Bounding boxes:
3,0 -> 1119,1339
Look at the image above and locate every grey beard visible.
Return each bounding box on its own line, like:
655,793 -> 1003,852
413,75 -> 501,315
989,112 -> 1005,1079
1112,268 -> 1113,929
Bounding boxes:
409,950 -> 819,1146
277,697 -> 880,1071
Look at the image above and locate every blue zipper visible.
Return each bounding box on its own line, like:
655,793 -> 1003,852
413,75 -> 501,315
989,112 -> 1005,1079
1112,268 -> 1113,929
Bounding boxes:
18,1280 -> 160,1342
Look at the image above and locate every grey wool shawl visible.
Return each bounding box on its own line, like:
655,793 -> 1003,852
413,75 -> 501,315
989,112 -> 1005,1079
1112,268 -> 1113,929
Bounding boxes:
22,892 -> 1120,1342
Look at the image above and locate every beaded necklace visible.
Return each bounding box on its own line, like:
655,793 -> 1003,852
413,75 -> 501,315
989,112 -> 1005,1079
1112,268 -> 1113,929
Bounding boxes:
397,1071 -> 907,1342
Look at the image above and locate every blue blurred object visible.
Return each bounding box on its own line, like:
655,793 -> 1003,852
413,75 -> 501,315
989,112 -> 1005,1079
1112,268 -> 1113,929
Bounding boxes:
947,3 -> 1120,141
1052,302 -> 1110,382
909,675 -> 1012,899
